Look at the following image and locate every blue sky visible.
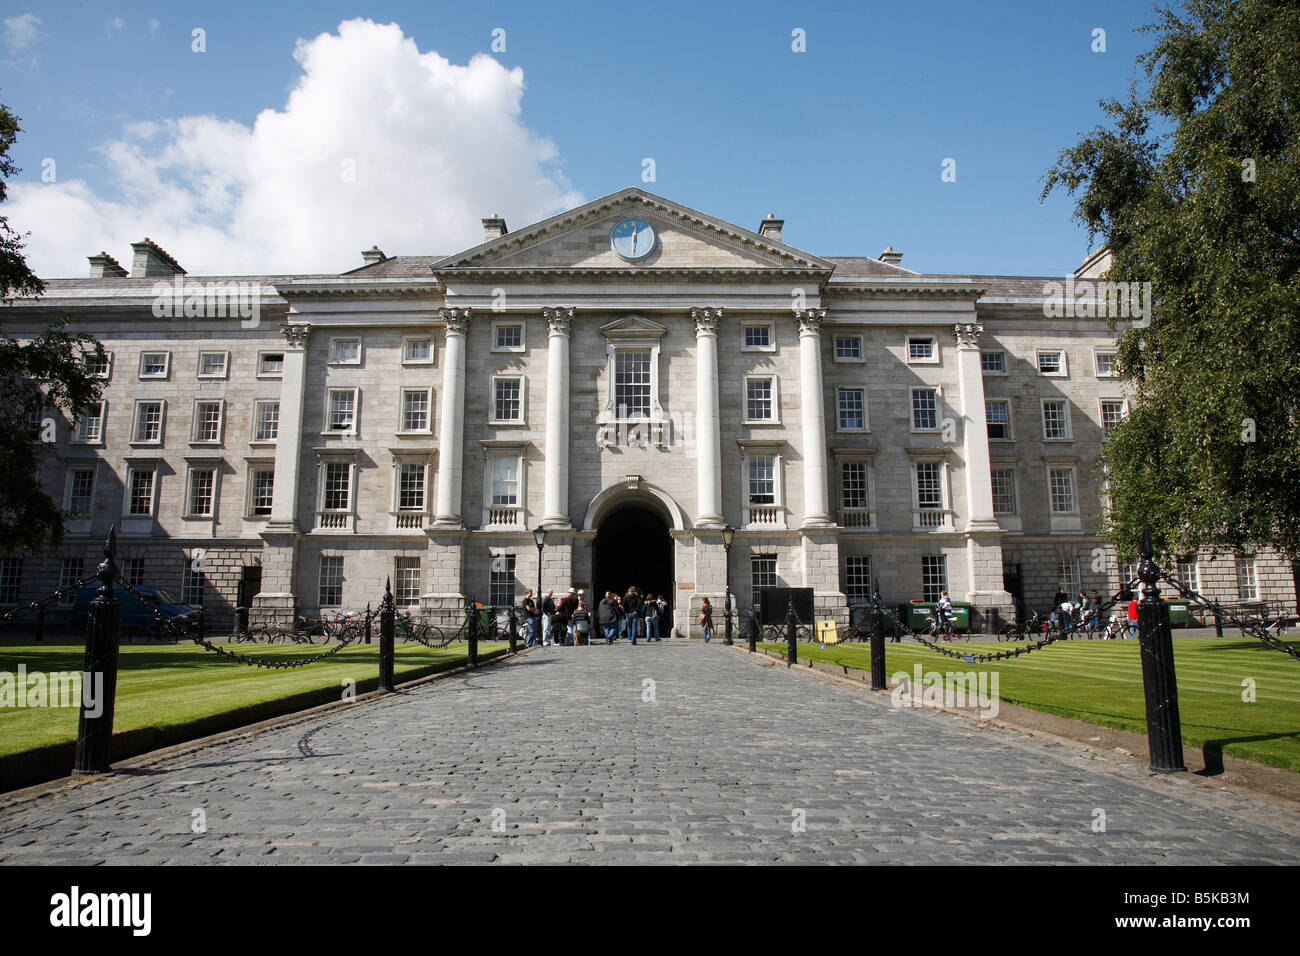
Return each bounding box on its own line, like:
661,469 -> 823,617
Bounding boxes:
1,1 -> 1162,278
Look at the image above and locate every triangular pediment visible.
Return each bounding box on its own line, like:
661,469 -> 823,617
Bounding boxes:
432,188 -> 835,275
599,315 -> 667,339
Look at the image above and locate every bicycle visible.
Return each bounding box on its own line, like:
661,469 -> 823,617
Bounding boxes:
229,622 -> 270,643
926,615 -> 968,642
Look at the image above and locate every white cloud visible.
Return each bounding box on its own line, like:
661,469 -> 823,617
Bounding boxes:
148,18 -> 160,38
107,18 -> 125,35
3,13 -> 44,56
8,19 -> 582,278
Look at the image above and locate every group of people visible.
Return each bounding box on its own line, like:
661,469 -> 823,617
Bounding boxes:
519,586 -> 671,646
1049,587 -> 1137,638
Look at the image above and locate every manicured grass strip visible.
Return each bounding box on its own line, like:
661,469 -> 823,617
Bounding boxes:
0,641 -> 505,762
760,638 -> 1300,772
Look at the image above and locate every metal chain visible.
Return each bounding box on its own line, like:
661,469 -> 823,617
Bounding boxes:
0,573 -> 103,625
1159,571 -> 1300,661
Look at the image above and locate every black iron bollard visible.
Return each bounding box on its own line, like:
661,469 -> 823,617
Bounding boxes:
36,605 -> 45,642
507,606 -> 518,653
365,602 -> 372,645
467,597 -> 479,668
870,590 -> 886,691
785,598 -> 798,668
74,528 -> 122,775
379,578 -> 395,692
1136,532 -> 1187,773
724,592 -> 734,645
236,604 -> 249,636
196,608 -> 205,642
746,612 -> 757,653
1213,607 -> 1223,638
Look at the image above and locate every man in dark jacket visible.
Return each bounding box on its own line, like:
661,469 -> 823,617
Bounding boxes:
596,591 -> 621,644
556,588 -> 579,645
540,589 -> 557,646
623,588 -> 642,644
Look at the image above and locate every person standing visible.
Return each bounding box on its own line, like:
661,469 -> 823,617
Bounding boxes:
556,587 -> 579,646
644,592 -> 659,641
597,591 -> 621,644
699,597 -> 714,642
521,588 -> 538,647
623,587 -> 642,644
541,589 -> 556,647
1126,591 -> 1139,638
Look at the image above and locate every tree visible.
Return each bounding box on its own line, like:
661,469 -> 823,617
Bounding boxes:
1042,0 -> 1300,564
0,102 -> 106,554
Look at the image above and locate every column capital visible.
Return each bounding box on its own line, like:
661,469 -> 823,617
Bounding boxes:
691,307 -> 722,336
953,322 -> 984,347
278,323 -> 312,350
794,308 -> 826,336
439,307 -> 472,336
543,306 -> 574,337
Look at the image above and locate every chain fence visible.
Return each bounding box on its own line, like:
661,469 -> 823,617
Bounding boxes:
1159,571 -> 1300,661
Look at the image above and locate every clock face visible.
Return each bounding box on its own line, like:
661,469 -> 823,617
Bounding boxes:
610,217 -> 657,261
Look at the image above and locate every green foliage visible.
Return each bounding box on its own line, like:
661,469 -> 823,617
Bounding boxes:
1043,0 -> 1300,561
0,103 -> 106,553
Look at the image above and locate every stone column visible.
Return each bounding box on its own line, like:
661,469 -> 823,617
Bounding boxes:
692,308 -> 724,528
795,309 -> 833,527
433,307 -> 470,527
541,307 -> 573,528
954,322 -> 1013,623
254,322 -> 310,627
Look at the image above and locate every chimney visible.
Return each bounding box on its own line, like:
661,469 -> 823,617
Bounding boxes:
758,213 -> 784,243
361,245 -> 387,266
879,246 -> 903,267
482,214 -> 508,241
130,238 -> 186,278
88,252 -> 128,278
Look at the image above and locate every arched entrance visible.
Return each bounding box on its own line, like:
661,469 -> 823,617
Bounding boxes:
592,505 -> 674,608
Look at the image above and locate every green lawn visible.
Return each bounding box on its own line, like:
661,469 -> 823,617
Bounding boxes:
761,638 -> 1300,772
0,640 -> 505,761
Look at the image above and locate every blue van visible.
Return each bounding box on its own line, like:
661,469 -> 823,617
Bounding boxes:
70,585 -> 201,636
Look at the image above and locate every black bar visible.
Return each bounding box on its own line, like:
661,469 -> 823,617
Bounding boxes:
74,530 -> 121,775
870,592 -> 886,691
467,597 -> 479,668
507,606 -> 518,653
379,580 -> 395,692
785,598 -> 798,667
36,605 -> 45,642
1136,532 -> 1187,773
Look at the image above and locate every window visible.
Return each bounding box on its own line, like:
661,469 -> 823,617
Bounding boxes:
192,401 -> 223,444
318,556 -> 344,607
0,558 -> 23,604
24,404 -> 43,442
991,469 -> 1017,514
187,468 -> 216,517
751,554 -> 777,602
916,461 -> 944,511
921,555 -> 947,602
742,323 -> 774,351
395,557 -> 422,607
402,337 -> 433,364
1048,467 -> 1076,513
59,558 -> 84,603
1175,557 -> 1199,592
249,469 -> 274,517
1121,560 -> 1139,590
837,388 -> 867,431
748,454 -> 776,506
1042,399 -> 1070,440
492,323 -> 524,352
254,401 -> 279,442
907,335 -> 937,363
127,468 -> 156,515
197,351 -> 229,379
844,556 -> 872,606
986,399 -> 1011,440
1037,350 -> 1067,376
1236,555 -> 1257,600
397,462 -> 426,511
1100,399 -> 1126,438
121,558 -> 145,588
132,400 -> 165,443
322,462 -> 351,511
911,388 -> 938,431
83,352 -> 112,379
488,554 -> 516,608
1095,350 -> 1117,377
492,377 -> 523,423
745,377 -> 777,423
258,352 -> 284,376
1057,558 -> 1081,596
139,351 -> 170,378
326,389 -> 358,433
401,389 -> 431,432
66,469 -> 95,515
182,561 -> 205,607
841,461 -> 870,511
75,402 -> 105,443
834,335 -> 863,361
329,337 -> 361,365
981,350 -> 1005,375
490,456 -> 518,508
614,350 -> 651,419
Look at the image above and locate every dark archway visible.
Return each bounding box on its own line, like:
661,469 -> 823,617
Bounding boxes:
592,505 -> 674,610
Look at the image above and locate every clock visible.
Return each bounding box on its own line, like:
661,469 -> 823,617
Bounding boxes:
610,217 -> 657,261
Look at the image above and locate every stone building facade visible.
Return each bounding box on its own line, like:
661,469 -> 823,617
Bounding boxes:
7,188 -> 1296,632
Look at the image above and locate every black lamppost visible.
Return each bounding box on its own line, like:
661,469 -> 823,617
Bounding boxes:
722,524 -> 735,645
533,525 -> 546,643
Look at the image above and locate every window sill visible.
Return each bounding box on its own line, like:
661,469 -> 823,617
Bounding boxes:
836,427 -> 870,435
395,429 -> 433,437
742,419 -> 781,427
487,419 -> 526,427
